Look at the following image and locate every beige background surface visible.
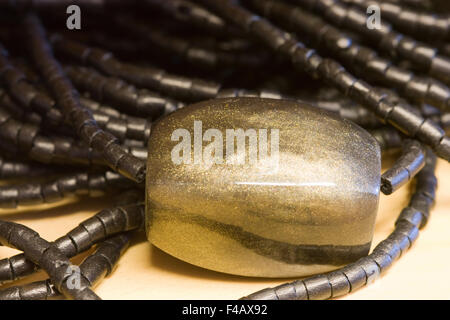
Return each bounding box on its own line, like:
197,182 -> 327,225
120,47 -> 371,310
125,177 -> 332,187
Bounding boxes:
1,159 -> 450,300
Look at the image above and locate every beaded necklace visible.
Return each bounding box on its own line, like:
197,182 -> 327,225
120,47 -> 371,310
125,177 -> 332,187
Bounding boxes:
0,0 -> 448,300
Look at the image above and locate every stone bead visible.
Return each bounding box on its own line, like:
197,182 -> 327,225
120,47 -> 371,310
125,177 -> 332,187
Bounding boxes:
146,98 -> 380,277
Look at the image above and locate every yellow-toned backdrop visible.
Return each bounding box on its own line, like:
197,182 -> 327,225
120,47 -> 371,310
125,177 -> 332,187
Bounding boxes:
1,160 -> 449,299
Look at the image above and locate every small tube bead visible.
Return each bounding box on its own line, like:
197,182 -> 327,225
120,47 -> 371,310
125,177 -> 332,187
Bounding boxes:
381,139 -> 426,194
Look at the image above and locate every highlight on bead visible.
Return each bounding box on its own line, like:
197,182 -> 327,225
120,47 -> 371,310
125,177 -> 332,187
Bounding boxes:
170,120 -> 280,170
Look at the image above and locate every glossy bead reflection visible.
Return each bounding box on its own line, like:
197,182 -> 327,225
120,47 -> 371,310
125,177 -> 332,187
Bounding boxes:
146,98 -> 381,277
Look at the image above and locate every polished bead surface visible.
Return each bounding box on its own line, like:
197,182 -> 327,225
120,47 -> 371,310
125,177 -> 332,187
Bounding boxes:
146,98 -> 381,277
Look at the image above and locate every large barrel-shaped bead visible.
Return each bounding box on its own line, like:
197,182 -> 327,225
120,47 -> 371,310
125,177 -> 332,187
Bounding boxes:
146,98 -> 380,277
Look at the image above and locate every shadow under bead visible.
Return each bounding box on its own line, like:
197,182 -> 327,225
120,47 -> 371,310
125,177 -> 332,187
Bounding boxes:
52,37 -> 294,105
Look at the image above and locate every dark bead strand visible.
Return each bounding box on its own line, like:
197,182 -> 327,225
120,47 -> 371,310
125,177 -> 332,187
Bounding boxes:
11,132 -> 147,169
122,139 -> 145,148
0,279 -> 56,300
0,202 -> 144,283
51,36 -> 221,103
79,96 -> 121,119
50,35 -> 395,128
77,232 -> 131,286
381,0 -> 440,11
241,150 -> 437,300
9,59 -> 154,142
216,88 -> 285,100
0,87 -> 43,126
74,30 -> 263,74
303,87 -> 412,129
440,112 -> 450,134
0,155 -> 57,179
246,0 -> 450,111
0,43 -> 63,127
315,98 -> 382,128
8,56 -> 126,121
122,145 -> 147,162
364,89 -> 450,134
216,88 -> 384,128
0,105 -> 103,166
144,0 -> 240,37
10,58 -> 41,83
0,170 -> 136,209
113,15 -> 270,70
381,139 -> 426,195
288,0 -> 450,85
193,0 -> 450,161
16,39 -> 407,131
407,155 -> 437,227
1,84 -> 149,142
0,2 -> 444,301
52,36 -> 352,114
186,37 -> 261,54
65,65 -> 183,118
0,0 -> 138,11
54,203 -> 144,259
23,13 -> 146,183
1,74 -> 150,144
0,105 -> 148,168
0,220 -> 100,299
0,58 -> 98,131
84,103 -> 152,143
0,233 -> 130,300
112,188 -> 144,206
0,105 -> 91,165
90,111 -> 152,143
340,0 -> 450,41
